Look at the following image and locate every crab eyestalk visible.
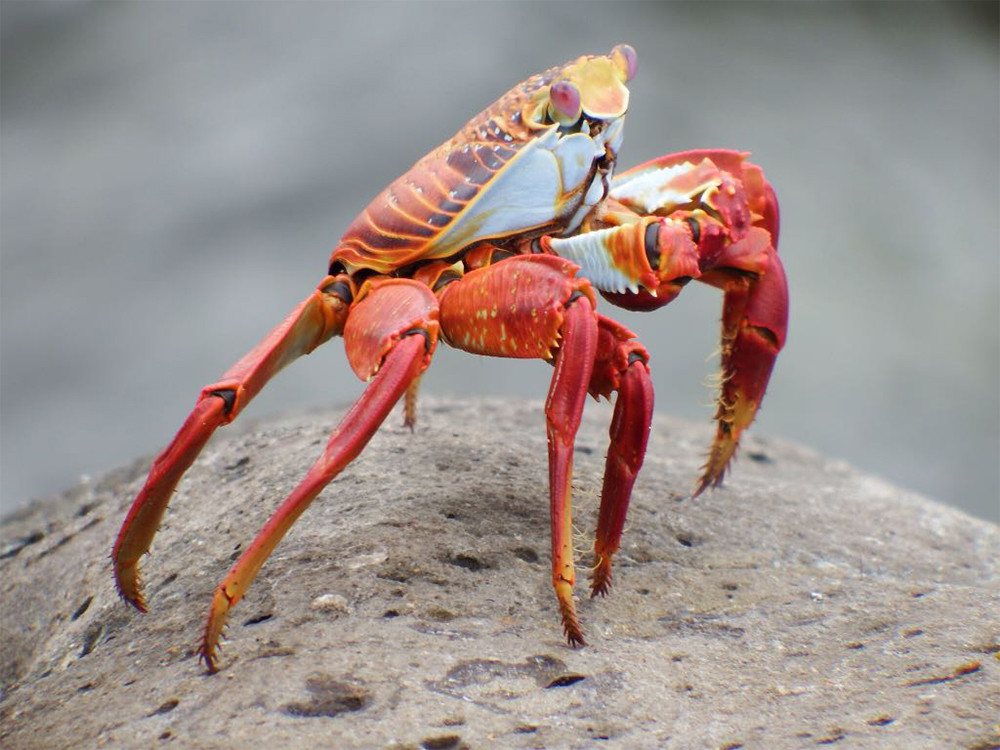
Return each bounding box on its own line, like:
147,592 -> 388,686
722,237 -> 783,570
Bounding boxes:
547,81 -> 582,126
611,44 -> 638,82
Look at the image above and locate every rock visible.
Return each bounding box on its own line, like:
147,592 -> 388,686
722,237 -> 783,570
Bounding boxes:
1,399 -> 997,749
310,593 -> 351,614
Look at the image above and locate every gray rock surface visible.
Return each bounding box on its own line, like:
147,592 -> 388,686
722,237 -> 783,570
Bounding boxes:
1,399 -> 997,749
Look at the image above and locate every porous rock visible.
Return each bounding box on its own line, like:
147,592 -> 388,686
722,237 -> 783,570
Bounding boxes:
1,399 -> 997,749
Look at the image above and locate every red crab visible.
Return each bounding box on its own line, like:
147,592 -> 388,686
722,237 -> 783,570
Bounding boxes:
112,45 -> 788,672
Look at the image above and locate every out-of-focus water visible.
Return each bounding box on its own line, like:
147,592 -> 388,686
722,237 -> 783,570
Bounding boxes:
2,2 -> 997,522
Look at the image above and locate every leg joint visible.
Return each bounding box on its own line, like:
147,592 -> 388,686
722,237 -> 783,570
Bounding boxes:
208,388 -> 238,415
400,327 -> 434,353
320,276 -> 355,305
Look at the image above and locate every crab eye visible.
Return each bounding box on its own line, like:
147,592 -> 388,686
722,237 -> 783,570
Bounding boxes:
611,44 -> 638,82
547,81 -> 582,125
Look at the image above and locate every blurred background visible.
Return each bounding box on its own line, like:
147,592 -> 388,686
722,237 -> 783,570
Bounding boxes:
2,2 -> 997,522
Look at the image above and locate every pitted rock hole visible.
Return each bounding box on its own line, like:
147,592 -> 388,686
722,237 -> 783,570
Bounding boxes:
80,622 -> 105,657
71,595 -> 93,621
513,547 -> 539,564
424,607 -> 456,622
816,728 -> 846,744
224,456 -> 250,471
243,613 -> 274,626
866,716 -> 894,727
282,673 -> 370,718
158,572 -> 178,589
427,655 -> 586,704
658,612 -> 746,639
76,500 -> 99,517
0,530 -> 44,560
545,673 -> 587,688
446,554 -> 489,572
420,736 -> 466,750
377,560 -> 421,582
151,699 -> 179,716
674,531 -> 698,548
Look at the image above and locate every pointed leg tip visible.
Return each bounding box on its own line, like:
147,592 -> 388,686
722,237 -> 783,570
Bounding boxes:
563,615 -> 587,648
696,438 -> 737,496
589,561 -> 613,599
589,584 -> 610,599
692,470 -> 726,498
119,595 -> 148,614
114,567 -> 149,612
200,583 -> 239,674
557,597 -> 586,648
200,628 -> 224,674
200,648 -> 220,674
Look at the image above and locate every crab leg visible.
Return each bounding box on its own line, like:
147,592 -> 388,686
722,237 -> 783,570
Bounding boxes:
547,298 -> 598,645
587,315 -> 654,597
694,227 -> 787,493
437,255 -> 598,645
202,278 -> 439,671
113,278 -> 351,610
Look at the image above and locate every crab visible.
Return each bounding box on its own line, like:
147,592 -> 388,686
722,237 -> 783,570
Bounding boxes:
112,45 -> 788,672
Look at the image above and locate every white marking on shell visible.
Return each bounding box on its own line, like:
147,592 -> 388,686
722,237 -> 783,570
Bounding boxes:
603,117 -> 625,156
552,133 -> 602,195
429,127 -> 563,256
562,202 -> 592,235
583,175 -> 605,205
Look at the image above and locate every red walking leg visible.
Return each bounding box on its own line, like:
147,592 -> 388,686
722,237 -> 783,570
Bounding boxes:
113,278 -> 351,610
201,278 -> 439,671
587,315 -> 654,597
546,298 -> 599,645
437,255 -> 598,645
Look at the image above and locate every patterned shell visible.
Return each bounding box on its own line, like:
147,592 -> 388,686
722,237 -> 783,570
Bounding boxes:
329,50 -> 630,275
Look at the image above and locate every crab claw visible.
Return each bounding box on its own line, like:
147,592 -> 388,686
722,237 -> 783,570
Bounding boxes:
696,229 -> 788,494
584,215 -> 702,313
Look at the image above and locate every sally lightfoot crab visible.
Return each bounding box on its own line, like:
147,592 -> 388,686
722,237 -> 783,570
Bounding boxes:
112,45 -> 788,672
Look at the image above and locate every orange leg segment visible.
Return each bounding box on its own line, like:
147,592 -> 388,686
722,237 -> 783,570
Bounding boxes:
201,278 -> 438,671
112,279 -> 350,610
438,255 -> 598,645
